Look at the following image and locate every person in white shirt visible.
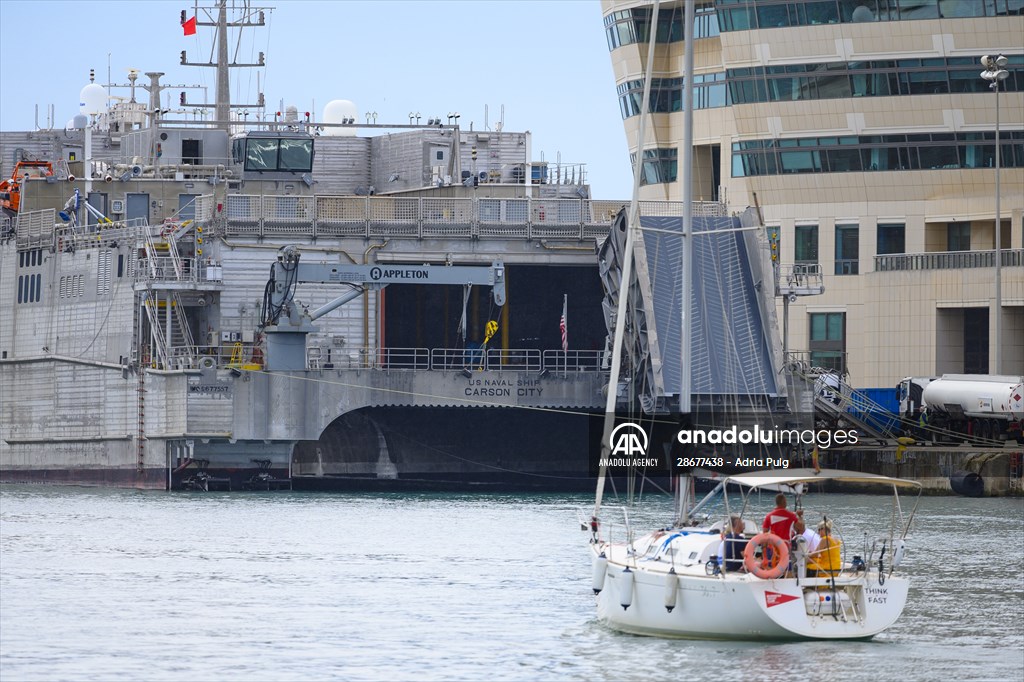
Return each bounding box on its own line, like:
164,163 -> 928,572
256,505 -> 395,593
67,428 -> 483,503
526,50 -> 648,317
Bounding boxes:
793,514 -> 821,554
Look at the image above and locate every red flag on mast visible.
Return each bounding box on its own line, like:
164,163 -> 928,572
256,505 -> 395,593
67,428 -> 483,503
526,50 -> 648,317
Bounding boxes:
183,16 -> 197,36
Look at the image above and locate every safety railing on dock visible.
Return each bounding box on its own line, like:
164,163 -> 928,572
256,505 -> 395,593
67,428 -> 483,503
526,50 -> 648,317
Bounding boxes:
224,195 -> 729,240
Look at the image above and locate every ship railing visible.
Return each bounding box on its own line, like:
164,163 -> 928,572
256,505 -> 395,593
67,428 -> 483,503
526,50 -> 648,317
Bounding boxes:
14,209 -> 55,250
301,346 -> 605,373
53,217 -> 147,253
428,348 -> 541,371
541,350 -> 605,373
224,195 -> 729,240
181,344 -> 262,370
874,248 -> 1024,272
194,194 -> 218,222
135,255 -> 224,284
308,347 -> 431,370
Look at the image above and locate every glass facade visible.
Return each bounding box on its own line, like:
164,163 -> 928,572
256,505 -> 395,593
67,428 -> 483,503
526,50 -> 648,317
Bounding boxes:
630,148 -> 679,185
727,56 -> 1024,104
716,0 -> 1024,33
605,3 -> 719,51
732,131 -> 1024,177
617,74 -> 728,118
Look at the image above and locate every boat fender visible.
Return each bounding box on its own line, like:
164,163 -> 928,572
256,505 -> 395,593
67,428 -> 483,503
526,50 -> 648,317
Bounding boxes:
619,567 -> 634,610
743,532 -> 789,580
892,539 -> 905,569
592,553 -> 608,594
664,568 -> 678,613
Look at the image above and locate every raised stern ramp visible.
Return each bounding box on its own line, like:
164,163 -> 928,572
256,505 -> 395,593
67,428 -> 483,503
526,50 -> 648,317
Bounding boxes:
598,208 -> 784,415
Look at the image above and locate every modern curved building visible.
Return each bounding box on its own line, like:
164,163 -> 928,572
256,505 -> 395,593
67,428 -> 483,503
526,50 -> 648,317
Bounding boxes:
602,0 -> 1024,386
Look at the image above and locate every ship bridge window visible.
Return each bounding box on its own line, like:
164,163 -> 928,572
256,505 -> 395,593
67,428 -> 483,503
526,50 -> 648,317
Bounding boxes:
246,138 -> 279,171
279,138 -> 314,171
244,137 -> 314,173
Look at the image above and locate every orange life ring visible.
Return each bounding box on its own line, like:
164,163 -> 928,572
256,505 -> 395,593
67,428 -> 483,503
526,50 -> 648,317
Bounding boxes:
743,532 -> 790,579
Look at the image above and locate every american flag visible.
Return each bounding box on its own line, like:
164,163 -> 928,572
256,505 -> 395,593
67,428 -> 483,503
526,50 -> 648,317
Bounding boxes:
560,294 -> 568,352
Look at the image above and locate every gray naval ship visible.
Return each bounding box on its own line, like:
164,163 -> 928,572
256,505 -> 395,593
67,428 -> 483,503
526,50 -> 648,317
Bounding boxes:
1,2 -> 790,491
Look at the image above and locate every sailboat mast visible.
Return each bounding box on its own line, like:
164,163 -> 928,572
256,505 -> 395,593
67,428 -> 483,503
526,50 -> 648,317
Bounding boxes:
675,0 -> 696,525
593,0 -> 663,520
680,0 -> 694,415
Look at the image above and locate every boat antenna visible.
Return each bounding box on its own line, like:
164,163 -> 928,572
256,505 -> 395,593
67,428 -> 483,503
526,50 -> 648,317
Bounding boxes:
593,0 -> 663,523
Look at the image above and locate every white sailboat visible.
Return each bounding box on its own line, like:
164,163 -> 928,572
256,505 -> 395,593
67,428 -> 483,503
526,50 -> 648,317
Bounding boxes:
589,468 -> 922,640
587,0 -> 922,640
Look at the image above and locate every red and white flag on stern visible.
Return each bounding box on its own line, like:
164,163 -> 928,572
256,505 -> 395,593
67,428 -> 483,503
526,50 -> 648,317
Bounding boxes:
560,294 -> 568,352
182,15 -> 197,36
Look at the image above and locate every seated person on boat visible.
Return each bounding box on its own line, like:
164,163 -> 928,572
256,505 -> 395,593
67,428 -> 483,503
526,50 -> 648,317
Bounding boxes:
807,519 -> 842,576
718,515 -> 749,572
793,513 -> 821,553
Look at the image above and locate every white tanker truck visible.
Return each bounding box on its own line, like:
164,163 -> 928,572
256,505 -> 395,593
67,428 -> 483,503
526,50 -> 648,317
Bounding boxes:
899,374 -> 1024,443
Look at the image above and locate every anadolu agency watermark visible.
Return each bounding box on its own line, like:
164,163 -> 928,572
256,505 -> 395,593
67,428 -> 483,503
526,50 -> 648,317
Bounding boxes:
587,415 -> 859,476
676,425 -> 859,449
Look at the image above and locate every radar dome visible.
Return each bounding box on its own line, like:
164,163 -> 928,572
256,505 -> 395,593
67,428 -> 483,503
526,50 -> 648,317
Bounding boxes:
322,99 -> 357,137
79,82 -> 107,115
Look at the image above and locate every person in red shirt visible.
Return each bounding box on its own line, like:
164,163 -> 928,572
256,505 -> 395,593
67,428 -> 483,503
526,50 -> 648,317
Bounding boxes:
762,493 -> 798,540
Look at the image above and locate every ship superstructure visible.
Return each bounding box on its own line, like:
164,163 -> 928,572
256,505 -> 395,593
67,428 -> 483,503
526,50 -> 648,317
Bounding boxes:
0,1 -> 652,489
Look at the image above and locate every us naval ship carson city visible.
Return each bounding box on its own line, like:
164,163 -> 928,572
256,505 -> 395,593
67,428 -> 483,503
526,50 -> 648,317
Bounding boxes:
2,2 -> 798,492
0,1 -> 647,490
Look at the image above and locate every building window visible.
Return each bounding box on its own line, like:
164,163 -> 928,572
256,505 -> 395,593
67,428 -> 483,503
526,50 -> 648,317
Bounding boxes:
835,225 -> 859,275
963,308 -> 989,374
809,312 -> 846,373
605,4 -> 719,51
794,225 -> 819,263
717,0 -> 1024,33
876,223 -> 905,255
947,222 -> 971,251
730,130 -> 1024,177
617,73 -> 727,119
631,148 -> 678,186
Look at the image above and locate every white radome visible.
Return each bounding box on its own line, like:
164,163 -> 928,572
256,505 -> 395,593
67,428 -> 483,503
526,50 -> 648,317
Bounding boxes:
79,83 -> 107,116
322,99 -> 357,136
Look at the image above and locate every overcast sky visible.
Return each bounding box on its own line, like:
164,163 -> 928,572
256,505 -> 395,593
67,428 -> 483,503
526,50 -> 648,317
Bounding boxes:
0,0 -> 632,198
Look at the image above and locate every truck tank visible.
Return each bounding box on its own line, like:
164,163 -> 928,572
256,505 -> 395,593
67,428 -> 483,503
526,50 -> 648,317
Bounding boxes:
922,374 -> 1024,421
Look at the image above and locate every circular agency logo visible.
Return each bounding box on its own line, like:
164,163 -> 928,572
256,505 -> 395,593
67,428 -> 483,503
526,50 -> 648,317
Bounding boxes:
608,421 -> 649,457
369,266 -> 383,281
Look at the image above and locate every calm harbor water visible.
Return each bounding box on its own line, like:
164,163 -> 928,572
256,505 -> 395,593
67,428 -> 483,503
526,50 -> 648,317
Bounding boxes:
1,485 -> 1021,681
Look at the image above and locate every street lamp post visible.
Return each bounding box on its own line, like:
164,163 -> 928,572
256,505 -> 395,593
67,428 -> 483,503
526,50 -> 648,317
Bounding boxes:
981,54 -> 1008,375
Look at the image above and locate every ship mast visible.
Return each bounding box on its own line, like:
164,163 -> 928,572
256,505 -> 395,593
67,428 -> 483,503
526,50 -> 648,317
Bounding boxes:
181,0 -> 268,130
215,1 -> 230,126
